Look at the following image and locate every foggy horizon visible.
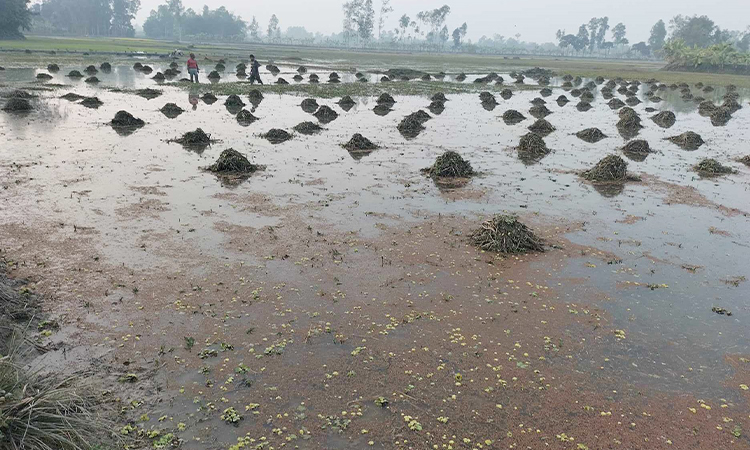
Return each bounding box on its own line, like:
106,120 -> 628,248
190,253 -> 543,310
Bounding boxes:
134,0 -> 749,44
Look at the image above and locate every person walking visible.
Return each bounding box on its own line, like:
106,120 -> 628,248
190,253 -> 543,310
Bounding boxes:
249,54 -> 263,85
187,53 -> 200,83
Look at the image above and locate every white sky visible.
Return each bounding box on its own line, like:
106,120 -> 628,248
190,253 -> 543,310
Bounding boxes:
135,0 -> 749,44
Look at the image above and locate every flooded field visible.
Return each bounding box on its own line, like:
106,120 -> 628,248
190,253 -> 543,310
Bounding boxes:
1,54 -> 750,450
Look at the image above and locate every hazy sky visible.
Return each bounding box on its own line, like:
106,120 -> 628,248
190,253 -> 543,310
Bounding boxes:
136,0 -> 749,44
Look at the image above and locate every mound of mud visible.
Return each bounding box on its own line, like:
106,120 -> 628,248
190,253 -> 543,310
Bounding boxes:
68,70 -> 84,78
85,76 -> 100,83
531,98 -> 546,106
570,89 -> 582,98
470,215 -> 544,254
540,88 -> 552,97
110,110 -> 144,128
576,128 -> 607,143
2,97 -> 33,112
431,93 -> 448,103
267,65 -> 280,74
225,94 -> 245,107
297,66 -> 307,74
693,158 -> 735,177
141,65 -> 153,74
428,101 -> 445,115
576,101 -> 592,112
580,91 -> 594,102
595,76 -> 605,84
455,73 -> 467,82
136,88 -> 161,100
314,105 -> 339,123
261,129 -> 292,144
201,93 -> 218,104
582,155 -> 628,182
133,62 -> 143,70
311,74 -> 321,82
247,90 -> 264,105
164,68 -> 179,77
80,97 -> 103,108
517,132 -> 550,163
293,121 -> 324,135
721,99 -> 742,114
301,98 -> 319,113
373,104 -> 393,116
710,107 -> 732,126
100,62 -> 111,71
236,63 -> 247,71
625,97 -> 641,106
556,95 -> 570,106
529,104 -> 552,119
293,74 -> 303,82
36,73 -> 53,80
236,109 -> 259,126
215,63 -> 225,71
479,92 -> 497,103
651,111 -> 676,128
47,63 -> 60,72
61,93 -> 84,101
622,139 -> 652,154
343,133 -> 378,152
528,118 -> 555,135
207,149 -> 258,175
84,65 -> 98,74
376,93 -> 396,105
207,71 -> 221,79
337,95 -> 356,107
329,72 -> 340,80
666,131 -> 704,150
423,151 -> 474,178
160,102 -> 184,118
172,128 -> 212,146
502,109 -> 526,125
500,89 -> 512,100
397,114 -> 426,139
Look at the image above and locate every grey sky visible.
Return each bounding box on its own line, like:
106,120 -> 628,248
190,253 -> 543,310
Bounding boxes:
136,0 -> 749,44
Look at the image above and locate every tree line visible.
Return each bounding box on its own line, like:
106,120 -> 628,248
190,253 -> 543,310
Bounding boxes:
26,0 -> 140,37
142,0 -> 246,41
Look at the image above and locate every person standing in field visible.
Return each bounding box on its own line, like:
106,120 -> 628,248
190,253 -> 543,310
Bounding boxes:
187,53 -> 199,83
249,54 -> 263,85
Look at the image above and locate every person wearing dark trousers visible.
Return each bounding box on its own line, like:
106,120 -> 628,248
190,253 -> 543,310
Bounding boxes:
249,54 -> 263,85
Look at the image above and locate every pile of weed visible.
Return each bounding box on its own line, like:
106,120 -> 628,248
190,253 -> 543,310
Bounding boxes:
616,109 -> 643,138
314,105 -> 339,123
622,139 -> 652,155
68,70 -> 83,78
421,74 -> 432,81
580,91 -> 594,102
556,95 -> 569,106
665,131 -> 704,150
301,98 -> 319,113
693,158 -> 736,177
411,110 -> 432,123
376,93 -> 396,105
528,118 -> 555,135
170,61 -> 179,69
397,114 -> 426,139
275,78 -> 289,85
110,110 -> 144,128
625,97 -> 641,106
539,88 -> 552,97
293,121 -> 324,135
500,89 -> 513,100
309,73 -> 319,82
337,96 -> 356,109
80,97 -> 103,108
293,74 -> 303,82
517,132 -> 550,163
207,71 -> 221,79
85,76 -> 100,83
385,68 -> 424,79
428,100 -> 445,115
650,111 -> 676,128
152,72 -> 165,81
236,63 -> 247,71
140,65 -> 153,74
561,81 -> 573,89
576,101 -> 592,112
224,94 -> 245,107
2,97 -> 34,112
380,76 -> 391,82
267,65 -> 280,74
576,128 -> 607,143
236,109 -> 259,126
172,128 -> 212,146
530,98 -> 546,106
37,73 -> 53,80
298,66 -> 307,74
502,109 -> 526,125
47,63 -> 60,72
374,104 -> 393,116
455,73 -> 467,82
136,88 -> 162,99
329,72 -> 340,80
100,62 -> 111,71
470,215 -> 544,254
722,99 -> 742,114
201,93 -> 218,104
236,70 -> 247,78
423,150 -> 474,178
698,101 -> 717,116
479,92 -> 497,104
133,62 -> 143,70
215,63 -> 225,71
60,93 -> 84,101
160,102 -> 184,118
529,104 -> 552,119
570,89 -> 582,98
84,65 -> 97,74
164,68 -> 179,77
431,93 -> 448,103
710,107 -> 732,126
583,155 -> 630,183
735,155 -> 750,167
595,76 -> 605,84
247,90 -> 264,104
261,129 -> 293,144
206,149 -> 258,174
343,133 -> 378,153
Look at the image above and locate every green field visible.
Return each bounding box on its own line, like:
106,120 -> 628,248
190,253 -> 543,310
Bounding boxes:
2,36 -> 750,88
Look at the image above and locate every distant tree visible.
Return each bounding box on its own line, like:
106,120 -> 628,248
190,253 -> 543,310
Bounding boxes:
111,0 -> 140,37
167,0 -> 183,40
248,15 -> 260,40
284,26 -> 313,40
397,14 -> 409,41
632,41 -> 650,56
342,0 -> 375,43
267,14 -> 279,40
669,15 -> 723,48
439,24 -> 449,47
612,22 -> 628,45
0,0 -> 32,39
416,4 -> 450,44
595,17 -> 609,49
377,0 -> 392,40
576,24 -> 589,50
452,22 -> 467,47
648,19 -> 667,50
739,28 -> 750,51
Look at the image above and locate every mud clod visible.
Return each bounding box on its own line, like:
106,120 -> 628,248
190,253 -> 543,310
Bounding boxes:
576,128 -> 607,143
261,129 -> 293,144
665,132 -> 704,150
651,111 -> 676,128
470,215 -> 544,254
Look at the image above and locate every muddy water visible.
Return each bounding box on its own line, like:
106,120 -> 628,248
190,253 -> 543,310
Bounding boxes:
2,70 -> 750,449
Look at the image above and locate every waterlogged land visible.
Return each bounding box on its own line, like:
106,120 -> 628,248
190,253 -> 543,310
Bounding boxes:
1,49 -> 750,450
